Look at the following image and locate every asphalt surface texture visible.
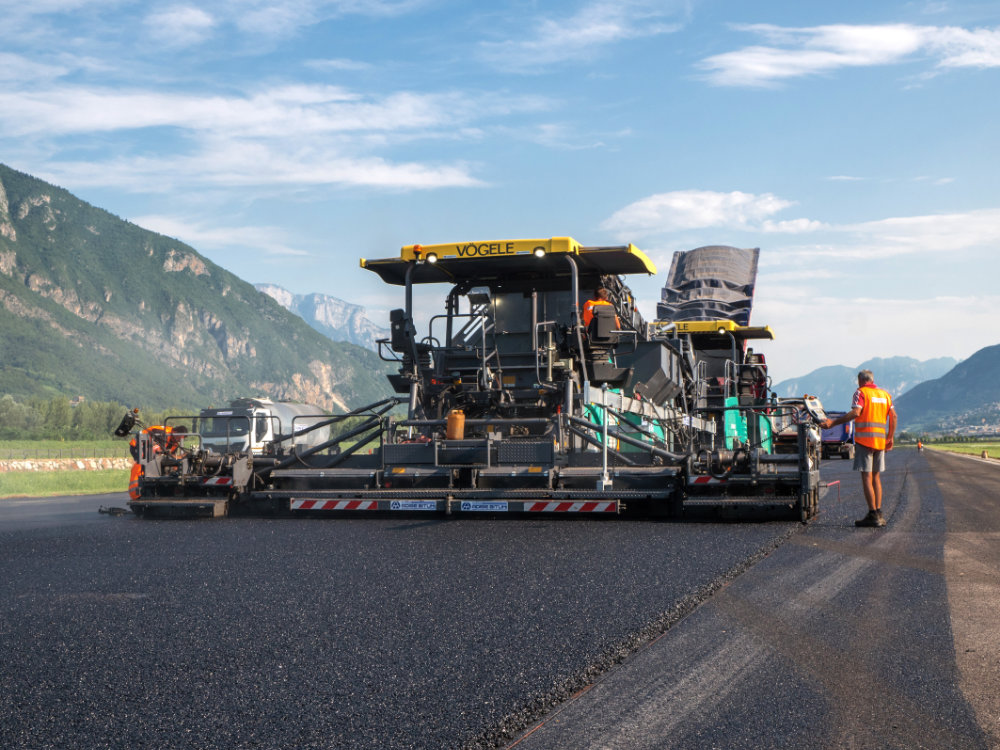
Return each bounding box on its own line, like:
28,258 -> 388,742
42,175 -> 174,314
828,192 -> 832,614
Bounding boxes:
512,449 -> 999,749
2,448 -> 996,750
1,491 -> 796,749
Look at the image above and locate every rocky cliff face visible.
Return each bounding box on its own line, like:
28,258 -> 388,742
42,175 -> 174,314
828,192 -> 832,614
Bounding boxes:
0,163 -> 391,411
256,283 -> 389,352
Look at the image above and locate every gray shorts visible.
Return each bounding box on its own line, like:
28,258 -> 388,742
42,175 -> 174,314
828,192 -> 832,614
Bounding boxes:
853,443 -> 885,473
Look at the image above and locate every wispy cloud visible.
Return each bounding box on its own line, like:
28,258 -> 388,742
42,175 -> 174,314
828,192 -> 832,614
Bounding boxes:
0,83 -> 550,138
478,0 -> 686,72
231,0 -> 431,38
603,190 -> 1000,261
135,214 -> 310,256
601,189 -> 821,237
0,52 -> 69,82
44,146 -> 483,191
144,5 -> 216,48
699,22 -> 1000,87
0,0 -> 431,50
843,207 -> 1000,256
305,57 -> 373,72
1,83 -> 554,190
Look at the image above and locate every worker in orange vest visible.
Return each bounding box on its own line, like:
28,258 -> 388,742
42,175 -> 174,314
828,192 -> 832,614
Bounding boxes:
582,288 -> 620,329
821,370 -> 896,527
127,425 -> 183,500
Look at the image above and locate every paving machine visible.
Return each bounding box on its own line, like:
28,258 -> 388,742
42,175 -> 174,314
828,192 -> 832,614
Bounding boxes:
118,238 -> 822,520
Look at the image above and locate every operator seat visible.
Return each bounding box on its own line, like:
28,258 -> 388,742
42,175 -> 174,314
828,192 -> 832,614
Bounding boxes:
585,305 -> 631,387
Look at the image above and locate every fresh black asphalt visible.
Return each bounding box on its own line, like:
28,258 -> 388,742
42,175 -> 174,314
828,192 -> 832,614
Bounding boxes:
512,450 -> 992,749
1,494 -> 797,749
3,449 -> 990,749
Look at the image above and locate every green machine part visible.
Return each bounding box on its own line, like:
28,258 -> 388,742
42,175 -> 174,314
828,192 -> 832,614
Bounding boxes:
723,396 -> 773,452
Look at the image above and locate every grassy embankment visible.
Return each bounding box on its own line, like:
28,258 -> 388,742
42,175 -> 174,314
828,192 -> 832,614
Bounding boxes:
0,471 -> 129,499
0,439 -> 130,499
927,441 -> 1000,458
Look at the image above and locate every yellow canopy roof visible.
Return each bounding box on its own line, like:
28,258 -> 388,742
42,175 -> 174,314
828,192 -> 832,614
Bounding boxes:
653,319 -> 775,340
360,237 -> 657,285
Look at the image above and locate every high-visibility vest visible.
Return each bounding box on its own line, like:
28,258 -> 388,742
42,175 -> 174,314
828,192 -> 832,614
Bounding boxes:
582,299 -> 616,327
855,385 -> 892,450
128,462 -> 143,500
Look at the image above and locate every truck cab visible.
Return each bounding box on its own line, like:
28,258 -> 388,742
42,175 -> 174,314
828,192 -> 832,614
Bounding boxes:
197,398 -> 330,456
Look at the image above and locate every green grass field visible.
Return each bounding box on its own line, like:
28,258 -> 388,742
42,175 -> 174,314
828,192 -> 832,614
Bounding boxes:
0,439 -> 130,460
927,441 -> 1000,457
0,469 -> 130,499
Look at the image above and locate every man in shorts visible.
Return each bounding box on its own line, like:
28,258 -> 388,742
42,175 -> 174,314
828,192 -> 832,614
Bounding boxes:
820,370 -> 897,527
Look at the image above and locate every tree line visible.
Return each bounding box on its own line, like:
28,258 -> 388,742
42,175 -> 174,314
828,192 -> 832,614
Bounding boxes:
0,395 -> 178,441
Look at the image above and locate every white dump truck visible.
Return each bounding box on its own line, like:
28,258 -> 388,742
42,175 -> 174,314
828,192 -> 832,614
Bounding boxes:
197,398 -> 330,456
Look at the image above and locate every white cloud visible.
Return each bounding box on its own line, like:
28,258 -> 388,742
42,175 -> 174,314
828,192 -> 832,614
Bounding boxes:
0,82 -> 556,190
505,122 -> 623,150
760,218 -> 827,233
755,208 -> 1000,260
699,22 -> 1000,87
927,25 -> 1000,67
135,214 -> 310,256
42,142 -> 483,191
0,0 -> 429,49
0,0 -> 114,14
603,189 -> 1000,259
0,52 -> 69,82
145,5 -> 216,48
305,57 -> 373,72
0,84 -> 545,139
601,189 -> 808,237
845,208 -> 1000,255
233,0 -> 429,38
478,0 -> 685,72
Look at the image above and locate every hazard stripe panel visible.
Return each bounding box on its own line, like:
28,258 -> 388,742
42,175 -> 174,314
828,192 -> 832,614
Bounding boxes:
290,499 -> 378,511
202,477 -> 232,485
690,476 -> 726,485
522,501 -> 616,513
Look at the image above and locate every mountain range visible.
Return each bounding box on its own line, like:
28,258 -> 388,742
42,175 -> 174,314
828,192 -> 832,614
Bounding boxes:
255,284 -> 388,352
894,344 -> 1000,433
0,162 -> 995,434
771,356 -> 958,413
0,163 -> 392,413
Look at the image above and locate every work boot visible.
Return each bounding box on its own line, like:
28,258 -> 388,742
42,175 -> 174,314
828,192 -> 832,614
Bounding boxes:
855,510 -> 880,528
876,509 -> 886,526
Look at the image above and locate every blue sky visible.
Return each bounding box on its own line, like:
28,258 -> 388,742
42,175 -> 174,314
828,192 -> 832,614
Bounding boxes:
2,0 -> 998,383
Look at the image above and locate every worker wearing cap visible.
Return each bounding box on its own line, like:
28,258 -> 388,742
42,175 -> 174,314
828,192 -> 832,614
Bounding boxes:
582,288 -> 620,329
820,370 -> 896,527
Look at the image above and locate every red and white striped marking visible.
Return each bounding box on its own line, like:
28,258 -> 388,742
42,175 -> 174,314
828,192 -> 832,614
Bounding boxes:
290,499 -> 378,511
689,476 -> 727,485
202,477 -> 231,486
522,501 -> 616,513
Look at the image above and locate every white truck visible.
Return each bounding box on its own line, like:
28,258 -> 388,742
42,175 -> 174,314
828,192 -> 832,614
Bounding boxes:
197,398 -> 330,456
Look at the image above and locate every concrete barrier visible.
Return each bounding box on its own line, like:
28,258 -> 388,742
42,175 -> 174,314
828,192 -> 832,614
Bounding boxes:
0,458 -> 132,473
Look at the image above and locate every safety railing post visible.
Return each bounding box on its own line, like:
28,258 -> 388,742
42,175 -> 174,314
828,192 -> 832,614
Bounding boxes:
599,384 -> 612,490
